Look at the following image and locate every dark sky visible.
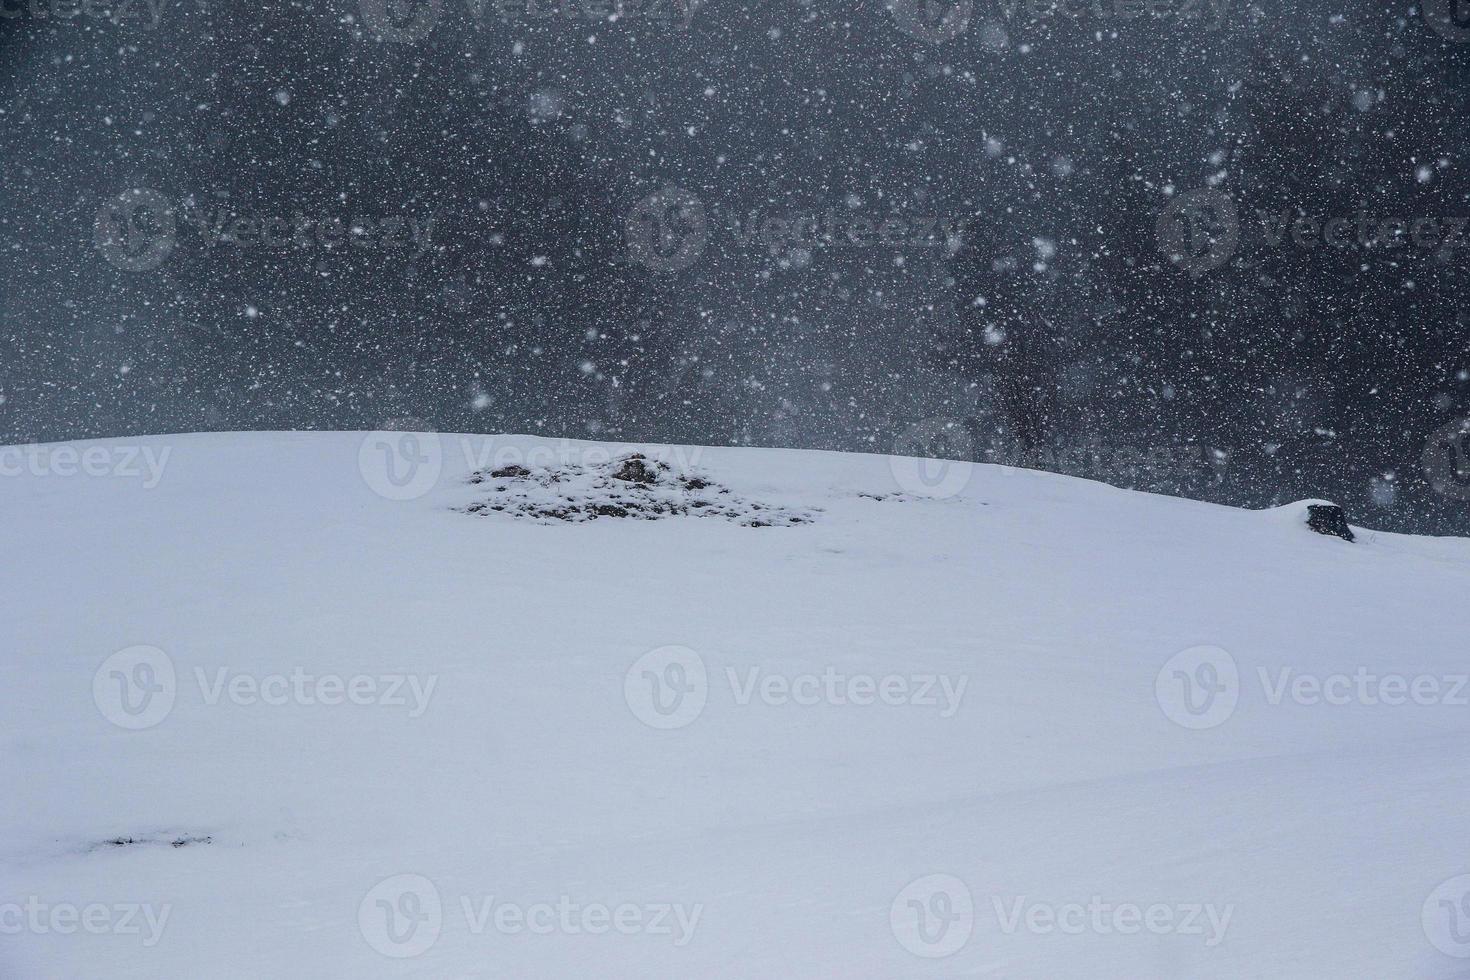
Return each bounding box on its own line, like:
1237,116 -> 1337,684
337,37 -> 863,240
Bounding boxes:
1,0 -> 1467,532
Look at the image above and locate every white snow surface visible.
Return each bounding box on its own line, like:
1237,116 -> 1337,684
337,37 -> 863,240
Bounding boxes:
4,431 -> 1470,978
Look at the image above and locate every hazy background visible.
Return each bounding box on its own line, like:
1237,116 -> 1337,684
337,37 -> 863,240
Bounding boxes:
1,0 -> 1468,531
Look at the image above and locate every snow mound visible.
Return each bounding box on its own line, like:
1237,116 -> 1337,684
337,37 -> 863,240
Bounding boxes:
459,452 -> 818,527
5,432 -> 1470,979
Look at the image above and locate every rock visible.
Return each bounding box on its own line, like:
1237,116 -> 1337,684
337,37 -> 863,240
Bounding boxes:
458,455 -> 818,526
1306,503 -> 1354,542
610,454 -> 663,484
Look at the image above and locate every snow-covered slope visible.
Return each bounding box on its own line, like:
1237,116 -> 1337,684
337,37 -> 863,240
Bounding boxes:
4,431 -> 1470,978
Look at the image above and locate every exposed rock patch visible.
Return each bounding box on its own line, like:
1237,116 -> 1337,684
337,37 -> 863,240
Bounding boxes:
94,834 -> 212,851
459,454 -> 817,527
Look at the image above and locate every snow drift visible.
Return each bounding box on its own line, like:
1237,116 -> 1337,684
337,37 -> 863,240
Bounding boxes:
3,431 -> 1469,978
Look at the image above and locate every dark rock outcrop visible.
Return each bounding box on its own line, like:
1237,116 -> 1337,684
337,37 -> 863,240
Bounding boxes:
1307,504 -> 1354,542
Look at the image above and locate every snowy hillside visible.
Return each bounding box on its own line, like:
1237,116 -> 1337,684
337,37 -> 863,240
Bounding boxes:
4,431 -> 1470,978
